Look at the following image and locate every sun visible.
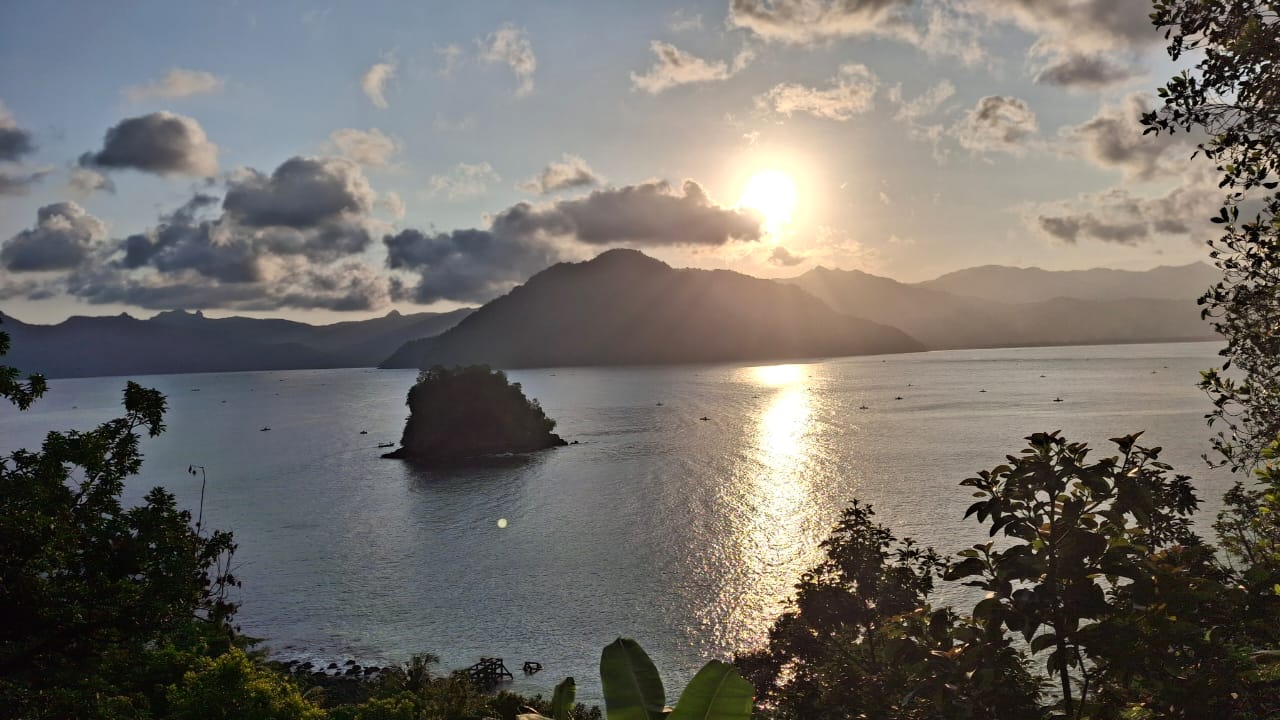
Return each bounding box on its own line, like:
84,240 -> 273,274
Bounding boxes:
739,170 -> 798,236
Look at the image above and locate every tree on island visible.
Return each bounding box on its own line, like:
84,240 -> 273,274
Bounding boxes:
386,365 -> 566,463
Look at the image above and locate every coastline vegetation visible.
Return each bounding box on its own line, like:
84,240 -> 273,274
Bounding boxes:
384,365 -> 566,463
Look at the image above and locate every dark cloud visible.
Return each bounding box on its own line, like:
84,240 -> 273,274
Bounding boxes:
79,111 -> 218,177
0,101 -> 36,162
975,0 -> 1155,52
493,180 -> 763,246
1,202 -> 107,272
384,179 -> 760,304
1031,166 -> 1221,245
223,156 -> 375,228
384,227 -> 564,304
769,246 -> 805,266
519,154 -> 602,194
1062,93 -> 1195,180
65,259 -> 393,312
1034,54 -> 1138,89
953,95 -> 1038,154
0,167 -> 52,196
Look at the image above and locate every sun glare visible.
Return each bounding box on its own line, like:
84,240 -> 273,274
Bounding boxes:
739,170 -> 798,236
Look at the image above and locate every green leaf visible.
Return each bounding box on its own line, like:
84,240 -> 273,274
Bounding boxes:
601,638 -> 667,720
552,676 -> 576,720
667,661 -> 754,720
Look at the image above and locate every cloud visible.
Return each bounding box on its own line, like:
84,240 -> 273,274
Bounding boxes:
381,190 -> 405,219
729,0 -> 913,44
79,112 -> 218,177
519,154 -> 602,195
668,9 -> 704,32
387,178 -> 763,304
756,64 -> 879,121
66,257 -> 395,312
6,156 -> 397,312
436,44 -> 464,75
361,58 -> 396,109
223,156 -> 376,229
971,0 -> 1155,54
1030,164 -> 1220,245
1061,93 -> 1194,181
970,0 -> 1157,87
384,227 -> 565,303
324,127 -> 402,168
768,246 -> 805,266
492,179 -> 762,246
427,162 -> 499,201
0,100 -> 36,162
479,24 -> 536,96
123,68 -> 224,101
952,95 -> 1038,154
68,167 -> 114,196
1033,53 -> 1139,89
0,167 -> 52,196
630,42 -> 753,94
2,202 -> 107,272
891,79 -> 955,122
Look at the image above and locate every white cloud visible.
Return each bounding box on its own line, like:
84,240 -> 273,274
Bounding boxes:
124,68 -> 224,102
427,162 -> 499,201
325,128 -> 402,168
361,58 -> 396,109
756,64 -> 879,121
630,42 -> 754,94
479,24 -> 536,96
381,190 -> 406,219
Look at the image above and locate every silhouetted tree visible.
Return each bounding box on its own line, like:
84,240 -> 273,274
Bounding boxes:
1144,0 -> 1280,472
0,329 -> 240,718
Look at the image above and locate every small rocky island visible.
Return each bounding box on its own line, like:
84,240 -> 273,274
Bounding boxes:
383,365 -> 566,463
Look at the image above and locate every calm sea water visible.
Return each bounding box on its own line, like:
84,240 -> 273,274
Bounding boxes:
0,342 -> 1234,701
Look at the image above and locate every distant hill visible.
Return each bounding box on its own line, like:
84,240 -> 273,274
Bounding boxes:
918,262 -> 1218,304
381,249 -> 924,369
788,266 -> 1217,350
2,308 -> 472,378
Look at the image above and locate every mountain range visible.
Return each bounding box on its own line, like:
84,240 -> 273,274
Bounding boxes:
381,249 -> 923,369
2,251 -> 1221,379
1,308 -> 471,378
787,263 -> 1217,350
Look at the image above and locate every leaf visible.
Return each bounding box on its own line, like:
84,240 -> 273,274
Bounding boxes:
601,638 -> 667,720
667,661 -> 754,720
1030,633 -> 1058,654
552,676 -> 576,720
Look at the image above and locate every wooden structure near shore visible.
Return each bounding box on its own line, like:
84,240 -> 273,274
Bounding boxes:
466,657 -> 514,685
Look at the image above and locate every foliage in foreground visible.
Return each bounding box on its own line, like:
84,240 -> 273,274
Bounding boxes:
1143,0 -> 1280,473
739,432 -> 1280,720
390,365 -> 566,463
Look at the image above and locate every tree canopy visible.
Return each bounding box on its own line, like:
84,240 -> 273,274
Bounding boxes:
387,365 -> 566,463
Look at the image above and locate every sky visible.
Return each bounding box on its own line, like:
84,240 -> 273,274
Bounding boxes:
0,0 -> 1219,325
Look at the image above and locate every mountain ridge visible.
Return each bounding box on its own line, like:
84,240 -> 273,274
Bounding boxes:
381,248 -> 924,369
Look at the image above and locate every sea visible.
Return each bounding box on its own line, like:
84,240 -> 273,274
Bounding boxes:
0,341 -> 1236,702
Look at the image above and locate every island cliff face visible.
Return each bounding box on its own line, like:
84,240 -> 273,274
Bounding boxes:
381,249 -> 924,369
384,365 -> 566,463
